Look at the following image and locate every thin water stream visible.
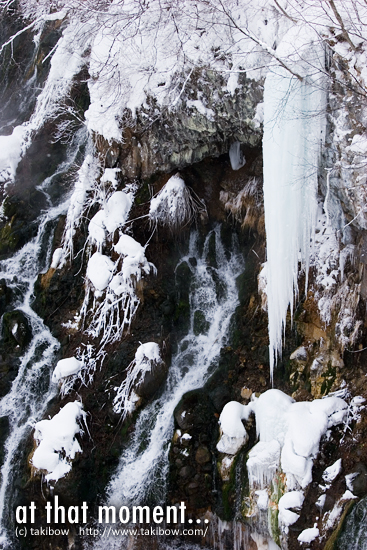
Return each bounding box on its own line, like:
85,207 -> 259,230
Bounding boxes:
0,131 -> 86,548
91,226 -> 244,549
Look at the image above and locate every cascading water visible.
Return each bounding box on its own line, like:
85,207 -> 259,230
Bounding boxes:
90,225 -> 244,549
0,129 -> 87,548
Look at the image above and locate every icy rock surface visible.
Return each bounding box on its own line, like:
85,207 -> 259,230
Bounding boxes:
219,389 -> 347,488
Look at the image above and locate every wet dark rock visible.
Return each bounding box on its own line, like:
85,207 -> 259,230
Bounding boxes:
174,260 -> 192,333
0,355 -> 18,399
346,463 -> 367,496
0,416 -> 9,468
186,481 -> 199,494
1,310 -> 32,352
174,389 -> 215,431
193,310 -> 210,336
179,466 -> 195,478
322,494 -> 336,513
160,298 -> 174,316
208,386 -> 231,413
0,279 -> 13,316
195,446 -> 211,465
0,193 -> 45,259
207,231 -> 217,268
135,359 -> 168,399
175,261 -> 192,302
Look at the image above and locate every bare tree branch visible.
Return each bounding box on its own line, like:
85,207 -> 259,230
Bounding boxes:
328,0 -> 357,50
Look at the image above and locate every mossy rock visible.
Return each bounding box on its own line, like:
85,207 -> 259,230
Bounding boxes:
268,471 -> 286,546
193,310 -> 210,335
325,500 -> 356,550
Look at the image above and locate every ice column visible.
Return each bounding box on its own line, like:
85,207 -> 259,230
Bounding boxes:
263,31 -> 326,380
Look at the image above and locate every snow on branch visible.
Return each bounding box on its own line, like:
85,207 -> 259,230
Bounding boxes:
83,234 -> 156,347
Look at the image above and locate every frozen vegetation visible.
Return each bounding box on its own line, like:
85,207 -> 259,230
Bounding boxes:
149,174 -> 205,232
113,342 -> 164,419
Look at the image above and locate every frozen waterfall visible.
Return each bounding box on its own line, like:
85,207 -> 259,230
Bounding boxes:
263,29 -> 326,380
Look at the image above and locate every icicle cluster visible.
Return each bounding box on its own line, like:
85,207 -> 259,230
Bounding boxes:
113,343 -> 163,419
263,26 -> 326,379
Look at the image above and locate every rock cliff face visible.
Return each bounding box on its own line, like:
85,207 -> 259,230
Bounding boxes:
0,3 -> 367,550
107,69 -> 263,179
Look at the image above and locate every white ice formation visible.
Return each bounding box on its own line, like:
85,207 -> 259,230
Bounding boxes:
218,389 -> 347,489
263,26 -> 326,380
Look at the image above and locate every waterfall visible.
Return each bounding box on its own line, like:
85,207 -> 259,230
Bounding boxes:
262,29 -> 326,380
0,129 -> 86,548
91,225 -> 244,549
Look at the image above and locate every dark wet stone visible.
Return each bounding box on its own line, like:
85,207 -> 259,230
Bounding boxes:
347,463 -> 367,496
179,466 -> 195,478
0,279 -> 13,316
193,310 -> 210,336
208,386 -> 231,413
135,359 -> 167,399
174,389 -> 215,431
2,310 -> 32,352
186,481 -> 199,494
195,446 -> 211,465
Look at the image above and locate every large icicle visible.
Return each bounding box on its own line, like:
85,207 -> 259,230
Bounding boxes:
263,26 -> 326,380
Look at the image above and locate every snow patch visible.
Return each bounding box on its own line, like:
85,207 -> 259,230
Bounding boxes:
278,491 -> 304,526
50,248 -> 64,270
32,401 -> 86,482
219,389 -> 347,489
322,458 -> 342,486
297,527 -> 319,544
52,357 -> 83,383
86,252 -> 115,292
